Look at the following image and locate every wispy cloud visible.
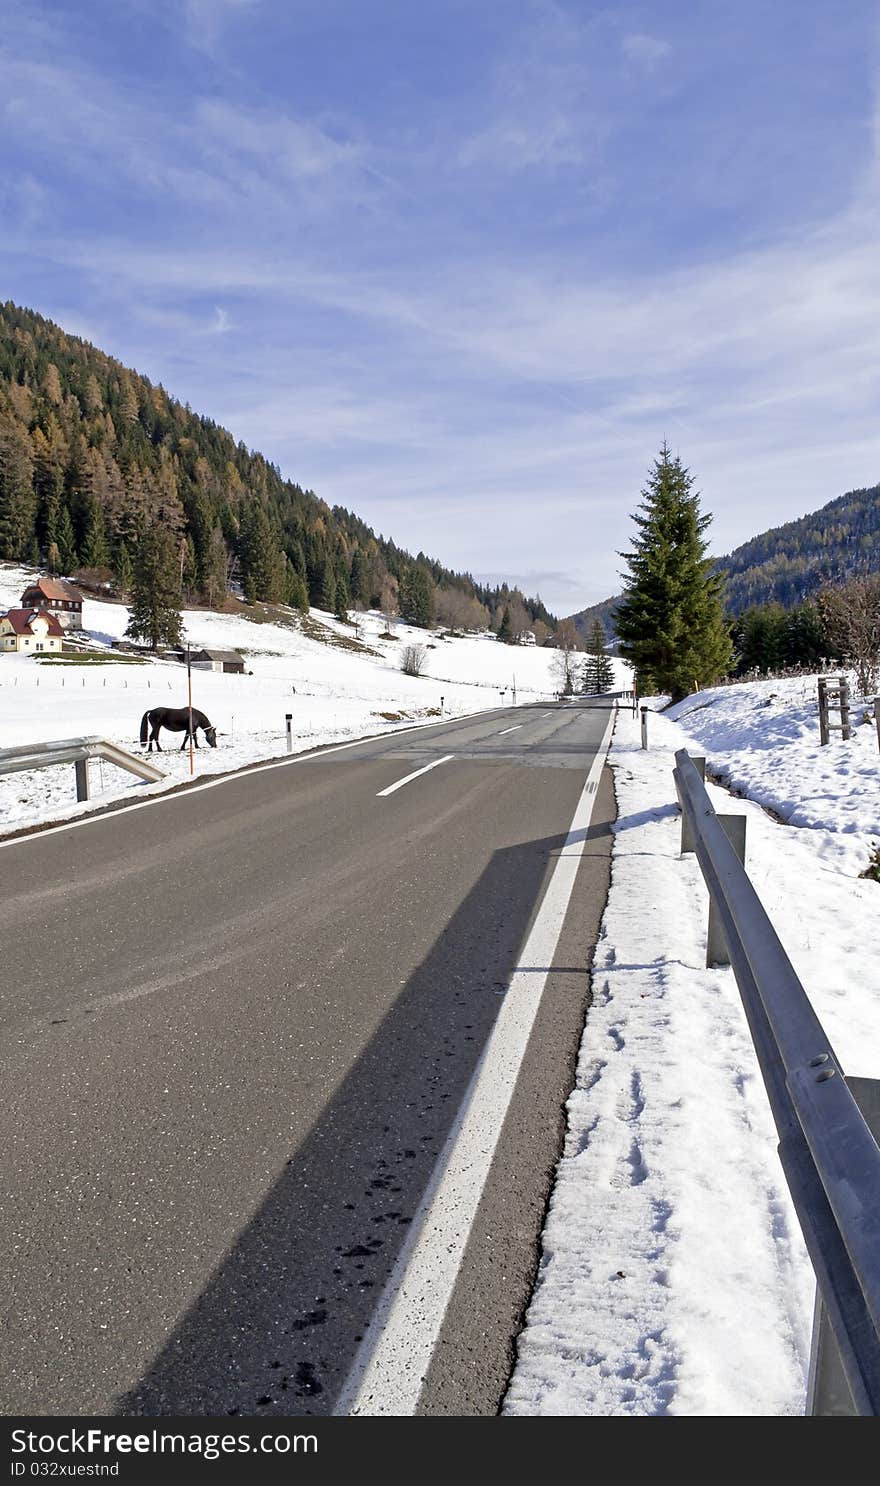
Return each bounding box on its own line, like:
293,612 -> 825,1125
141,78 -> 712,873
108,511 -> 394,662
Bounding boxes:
621,33 -> 672,71
457,1 -> 608,172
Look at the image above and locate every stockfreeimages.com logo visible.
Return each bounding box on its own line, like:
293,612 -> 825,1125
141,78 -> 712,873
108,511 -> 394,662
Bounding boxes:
10,1429 -> 318,1465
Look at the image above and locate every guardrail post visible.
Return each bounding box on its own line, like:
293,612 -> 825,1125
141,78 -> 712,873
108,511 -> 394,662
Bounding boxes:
640,706 -> 648,749
808,1076 -> 880,1414
706,815 -> 747,967
678,756 -> 706,853
74,758 -> 90,802
285,713 -> 293,753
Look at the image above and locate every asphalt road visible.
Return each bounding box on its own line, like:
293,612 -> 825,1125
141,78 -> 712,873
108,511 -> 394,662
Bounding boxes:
0,699 -> 616,1416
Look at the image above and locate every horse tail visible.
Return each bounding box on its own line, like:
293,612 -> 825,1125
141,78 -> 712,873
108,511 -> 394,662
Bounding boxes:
140,711 -> 151,746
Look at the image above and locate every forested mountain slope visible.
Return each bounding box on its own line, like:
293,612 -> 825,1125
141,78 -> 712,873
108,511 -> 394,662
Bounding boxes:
571,481 -> 880,639
0,301 -> 554,631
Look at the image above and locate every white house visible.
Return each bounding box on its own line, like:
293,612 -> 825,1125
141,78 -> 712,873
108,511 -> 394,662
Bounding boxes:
0,608 -> 65,655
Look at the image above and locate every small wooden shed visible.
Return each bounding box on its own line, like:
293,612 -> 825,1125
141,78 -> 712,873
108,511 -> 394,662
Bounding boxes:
190,648 -> 246,674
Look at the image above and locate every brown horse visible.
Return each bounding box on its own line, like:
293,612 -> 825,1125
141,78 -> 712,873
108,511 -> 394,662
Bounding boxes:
140,707 -> 218,752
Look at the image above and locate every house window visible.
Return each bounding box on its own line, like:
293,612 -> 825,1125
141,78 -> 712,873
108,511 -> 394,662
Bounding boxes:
36,643 -> 44,651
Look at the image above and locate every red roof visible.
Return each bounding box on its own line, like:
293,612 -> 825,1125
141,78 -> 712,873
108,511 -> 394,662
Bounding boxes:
1,608 -> 65,636
20,576 -> 82,604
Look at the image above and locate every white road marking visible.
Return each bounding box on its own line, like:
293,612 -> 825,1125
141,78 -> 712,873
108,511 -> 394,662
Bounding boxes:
376,754 -> 455,797
334,707 -> 616,1417
0,712 -> 510,852
541,711 -> 554,718
497,724 -> 523,735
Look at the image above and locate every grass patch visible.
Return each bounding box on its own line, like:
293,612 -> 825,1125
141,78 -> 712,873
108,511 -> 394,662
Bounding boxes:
860,844 -> 880,883
301,613 -> 379,656
34,651 -> 148,665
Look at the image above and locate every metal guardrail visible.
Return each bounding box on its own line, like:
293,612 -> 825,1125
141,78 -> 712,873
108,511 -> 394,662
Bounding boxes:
673,748 -> 880,1415
0,736 -> 164,801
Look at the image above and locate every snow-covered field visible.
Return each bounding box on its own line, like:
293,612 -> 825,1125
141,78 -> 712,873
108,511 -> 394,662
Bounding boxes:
0,562 -> 591,834
507,677 -> 880,1416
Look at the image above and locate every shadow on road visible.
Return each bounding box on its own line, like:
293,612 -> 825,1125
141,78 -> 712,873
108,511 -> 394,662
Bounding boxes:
116,822 -> 585,1417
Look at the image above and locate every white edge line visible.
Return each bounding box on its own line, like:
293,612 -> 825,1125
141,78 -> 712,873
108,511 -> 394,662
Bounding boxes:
0,708 -> 514,852
333,706 -> 616,1416
376,755 -> 455,797
497,724 -> 523,735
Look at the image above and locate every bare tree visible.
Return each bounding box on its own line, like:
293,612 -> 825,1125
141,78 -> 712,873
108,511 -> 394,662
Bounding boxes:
401,644 -> 428,676
550,618 -> 581,695
379,574 -> 399,618
817,576 -> 880,697
506,596 -> 532,643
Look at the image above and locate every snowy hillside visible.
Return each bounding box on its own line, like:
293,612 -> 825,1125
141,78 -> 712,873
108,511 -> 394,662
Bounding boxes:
0,563 -> 630,834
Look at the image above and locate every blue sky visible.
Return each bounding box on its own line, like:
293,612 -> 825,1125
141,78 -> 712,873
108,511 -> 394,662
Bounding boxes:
2,0 -> 879,614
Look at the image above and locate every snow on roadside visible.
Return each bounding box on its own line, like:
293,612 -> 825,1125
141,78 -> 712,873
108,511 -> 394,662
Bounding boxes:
506,691 -> 880,1416
668,674 -> 880,846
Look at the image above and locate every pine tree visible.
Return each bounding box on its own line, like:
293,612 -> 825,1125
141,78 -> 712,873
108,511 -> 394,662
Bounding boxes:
615,446 -> 732,700
399,565 -> 435,628
126,524 -> 183,650
319,558 -> 337,613
56,504 -> 78,572
288,570 -> 309,613
81,498 -> 110,568
334,562 -> 351,622
240,501 -> 283,603
582,618 -> 613,693
0,413 -> 36,560
497,606 -> 512,643
201,526 -> 229,609
114,540 -> 133,596
349,548 -> 369,607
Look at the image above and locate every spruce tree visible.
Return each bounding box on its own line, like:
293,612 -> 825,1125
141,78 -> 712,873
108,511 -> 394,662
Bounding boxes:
240,501 -> 284,603
288,569 -> 310,613
582,618 -> 613,692
126,524 -> 183,650
399,565 -> 435,628
615,446 -> 731,700
350,548 -> 369,607
0,413 -> 36,560
497,606 -> 512,643
114,540 -> 133,596
81,499 -> 110,568
334,562 -> 351,622
319,558 -> 337,613
56,504 -> 78,572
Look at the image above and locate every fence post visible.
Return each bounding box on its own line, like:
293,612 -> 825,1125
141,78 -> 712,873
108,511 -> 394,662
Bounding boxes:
839,676 -> 852,741
285,713 -> 293,753
706,815 -> 747,967
818,678 -> 830,745
640,706 -> 648,750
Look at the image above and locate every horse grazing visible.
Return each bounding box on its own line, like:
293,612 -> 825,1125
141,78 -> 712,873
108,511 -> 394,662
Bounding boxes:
140,707 -> 218,752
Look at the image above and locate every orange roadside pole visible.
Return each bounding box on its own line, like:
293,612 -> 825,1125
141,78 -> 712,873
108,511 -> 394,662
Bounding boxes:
186,645 -> 195,775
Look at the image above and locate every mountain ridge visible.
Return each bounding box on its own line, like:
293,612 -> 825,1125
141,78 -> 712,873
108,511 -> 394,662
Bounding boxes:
570,480 -> 880,638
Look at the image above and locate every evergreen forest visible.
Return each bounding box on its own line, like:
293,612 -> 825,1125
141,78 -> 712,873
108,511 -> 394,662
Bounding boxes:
0,302 -> 556,635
